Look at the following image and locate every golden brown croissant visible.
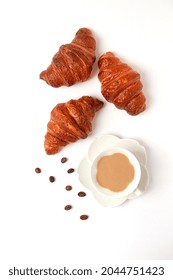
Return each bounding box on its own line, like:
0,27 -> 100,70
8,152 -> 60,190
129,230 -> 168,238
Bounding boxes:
44,96 -> 104,154
98,52 -> 146,115
40,28 -> 96,87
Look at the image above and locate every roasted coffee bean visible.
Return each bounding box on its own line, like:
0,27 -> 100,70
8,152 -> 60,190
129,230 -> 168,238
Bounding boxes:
35,167 -> 41,173
78,191 -> 86,197
64,205 -> 72,210
65,185 -> 72,191
67,168 -> 75,174
61,157 -> 68,163
80,215 -> 89,220
49,176 -> 55,183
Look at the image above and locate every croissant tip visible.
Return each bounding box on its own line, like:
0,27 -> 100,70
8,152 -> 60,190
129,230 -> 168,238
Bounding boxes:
126,103 -> 146,116
77,27 -> 92,35
45,148 -> 59,155
93,98 -> 104,112
44,142 -> 60,155
99,51 -> 114,59
40,71 -> 46,81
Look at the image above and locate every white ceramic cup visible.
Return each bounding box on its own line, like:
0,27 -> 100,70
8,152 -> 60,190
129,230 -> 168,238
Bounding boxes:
90,147 -> 141,199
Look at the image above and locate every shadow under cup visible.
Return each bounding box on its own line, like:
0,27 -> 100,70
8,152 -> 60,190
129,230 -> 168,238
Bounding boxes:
90,147 -> 141,199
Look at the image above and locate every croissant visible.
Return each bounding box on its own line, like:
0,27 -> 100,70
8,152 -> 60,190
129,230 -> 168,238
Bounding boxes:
44,96 -> 104,154
40,28 -> 96,87
98,52 -> 146,115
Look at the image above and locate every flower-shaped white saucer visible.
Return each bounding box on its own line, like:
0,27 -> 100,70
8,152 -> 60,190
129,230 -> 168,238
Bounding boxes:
77,135 -> 149,207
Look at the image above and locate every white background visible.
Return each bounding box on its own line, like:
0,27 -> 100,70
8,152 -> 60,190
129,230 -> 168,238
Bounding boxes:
1,0 -> 173,278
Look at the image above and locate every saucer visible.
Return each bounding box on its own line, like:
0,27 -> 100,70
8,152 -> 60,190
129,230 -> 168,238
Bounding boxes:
77,135 -> 149,207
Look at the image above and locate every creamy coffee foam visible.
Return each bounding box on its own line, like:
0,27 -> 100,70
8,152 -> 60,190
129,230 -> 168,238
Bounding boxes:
96,152 -> 135,192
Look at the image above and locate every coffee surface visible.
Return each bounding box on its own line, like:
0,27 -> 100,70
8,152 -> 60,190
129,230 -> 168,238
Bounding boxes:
96,153 -> 135,192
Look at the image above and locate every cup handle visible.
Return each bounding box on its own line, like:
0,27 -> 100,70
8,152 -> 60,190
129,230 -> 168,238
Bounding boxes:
128,164 -> 149,200
128,187 -> 143,199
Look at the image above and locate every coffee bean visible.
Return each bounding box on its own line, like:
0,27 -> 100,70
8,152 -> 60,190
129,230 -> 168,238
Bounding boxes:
80,215 -> 89,220
64,205 -> 72,210
65,185 -> 72,191
61,157 -> 68,163
78,191 -> 86,197
49,176 -> 55,183
67,168 -> 75,174
35,167 -> 41,173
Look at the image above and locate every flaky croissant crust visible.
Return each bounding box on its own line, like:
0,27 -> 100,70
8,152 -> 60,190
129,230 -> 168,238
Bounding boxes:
44,96 -> 104,155
40,28 -> 96,88
98,52 -> 146,115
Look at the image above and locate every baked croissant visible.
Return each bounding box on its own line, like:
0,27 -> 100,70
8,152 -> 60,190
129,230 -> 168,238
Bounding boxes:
40,28 -> 96,87
44,96 -> 104,154
98,52 -> 146,115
